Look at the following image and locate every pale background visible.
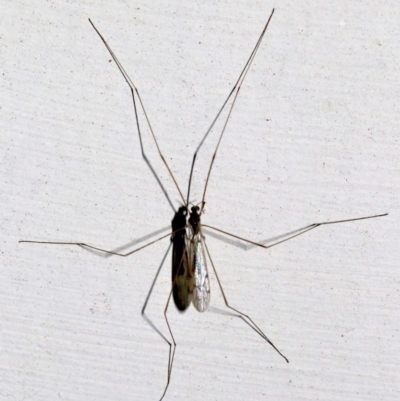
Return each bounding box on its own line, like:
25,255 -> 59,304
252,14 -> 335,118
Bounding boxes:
1,1 -> 399,400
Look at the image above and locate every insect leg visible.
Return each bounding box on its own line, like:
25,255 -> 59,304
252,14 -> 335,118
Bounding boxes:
186,9 -> 275,207
141,242 -> 172,318
202,212 -> 388,251
203,241 -> 289,363
89,19 -> 185,208
159,263 -> 185,400
19,227 -> 189,256
140,242 -> 176,398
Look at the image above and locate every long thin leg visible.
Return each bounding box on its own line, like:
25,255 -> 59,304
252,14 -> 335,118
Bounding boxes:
141,242 -> 172,316
157,231 -> 194,400
202,212 -> 388,251
186,9 -> 275,207
19,226 -> 189,257
138,240 -> 185,400
203,241 -> 289,363
131,86 -> 176,211
159,287 -> 176,400
159,257 -> 187,400
103,225 -> 171,258
140,242 -> 176,400
89,19 -> 185,207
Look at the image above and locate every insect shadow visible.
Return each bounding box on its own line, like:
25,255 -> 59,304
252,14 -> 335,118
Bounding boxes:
19,9 -> 387,401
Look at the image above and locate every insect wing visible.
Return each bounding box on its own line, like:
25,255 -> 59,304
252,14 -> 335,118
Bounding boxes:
190,233 -> 210,312
172,237 -> 192,311
171,206 -> 192,311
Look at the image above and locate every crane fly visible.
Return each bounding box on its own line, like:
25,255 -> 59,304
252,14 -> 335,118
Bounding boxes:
19,9 -> 388,400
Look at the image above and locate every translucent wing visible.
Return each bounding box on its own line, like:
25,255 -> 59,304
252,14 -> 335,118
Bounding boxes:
190,232 -> 210,312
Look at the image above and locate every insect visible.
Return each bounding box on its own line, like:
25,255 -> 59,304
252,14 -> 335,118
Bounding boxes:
20,9 -> 387,400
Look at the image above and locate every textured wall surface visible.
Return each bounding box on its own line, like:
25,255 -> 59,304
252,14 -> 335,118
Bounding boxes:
2,1 -> 398,400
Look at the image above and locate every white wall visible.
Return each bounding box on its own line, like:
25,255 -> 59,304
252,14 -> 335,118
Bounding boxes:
2,1 -> 398,400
